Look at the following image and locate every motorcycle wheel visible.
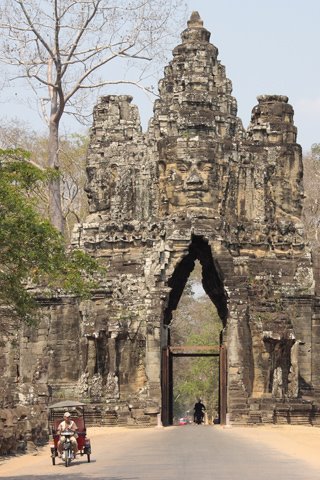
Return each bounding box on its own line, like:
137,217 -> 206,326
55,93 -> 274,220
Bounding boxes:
51,456 -> 56,466
65,455 -> 71,467
87,454 -> 91,463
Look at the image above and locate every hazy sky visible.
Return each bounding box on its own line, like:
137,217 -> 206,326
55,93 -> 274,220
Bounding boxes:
1,0 -> 319,153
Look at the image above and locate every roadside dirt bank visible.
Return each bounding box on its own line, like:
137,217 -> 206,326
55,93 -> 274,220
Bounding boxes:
222,424 -> 320,469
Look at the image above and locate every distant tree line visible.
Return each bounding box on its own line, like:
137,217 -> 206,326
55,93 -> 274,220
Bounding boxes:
303,143 -> 320,249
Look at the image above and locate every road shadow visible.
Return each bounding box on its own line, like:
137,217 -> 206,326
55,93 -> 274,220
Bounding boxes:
3,476 -> 139,480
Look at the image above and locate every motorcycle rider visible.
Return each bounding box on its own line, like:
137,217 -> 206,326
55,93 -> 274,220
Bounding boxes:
57,412 -> 78,457
194,398 -> 206,424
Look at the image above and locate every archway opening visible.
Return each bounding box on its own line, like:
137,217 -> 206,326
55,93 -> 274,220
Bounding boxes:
161,236 -> 228,426
163,236 -> 228,329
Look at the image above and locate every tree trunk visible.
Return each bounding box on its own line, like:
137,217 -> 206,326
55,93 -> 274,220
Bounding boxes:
48,94 -> 64,233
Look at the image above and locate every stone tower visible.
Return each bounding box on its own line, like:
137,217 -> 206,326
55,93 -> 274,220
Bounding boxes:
3,12 -> 320,427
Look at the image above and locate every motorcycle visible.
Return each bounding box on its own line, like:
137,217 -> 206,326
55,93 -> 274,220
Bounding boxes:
194,410 -> 204,425
60,431 -> 74,467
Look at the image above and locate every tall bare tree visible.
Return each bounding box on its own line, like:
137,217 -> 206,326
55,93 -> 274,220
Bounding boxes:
303,143 -> 320,248
0,0 -> 186,232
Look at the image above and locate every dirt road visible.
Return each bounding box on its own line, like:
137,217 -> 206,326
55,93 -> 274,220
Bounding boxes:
1,424 -> 319,479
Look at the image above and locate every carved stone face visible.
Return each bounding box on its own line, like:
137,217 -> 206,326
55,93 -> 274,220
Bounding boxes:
85,166 -> 109,213
159,156 -> 214,211
85,164 -> 117,213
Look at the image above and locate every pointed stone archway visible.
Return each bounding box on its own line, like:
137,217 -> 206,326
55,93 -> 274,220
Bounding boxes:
160,236 -> 228,426
162,236 -> 228,330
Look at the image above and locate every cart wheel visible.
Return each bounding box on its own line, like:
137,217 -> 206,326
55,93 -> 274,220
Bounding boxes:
87,454 -> 91,463
51,456 -> 56,466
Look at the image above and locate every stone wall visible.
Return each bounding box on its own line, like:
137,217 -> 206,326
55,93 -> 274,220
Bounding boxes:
72,12 -> 319,424
1,12 -> 320,432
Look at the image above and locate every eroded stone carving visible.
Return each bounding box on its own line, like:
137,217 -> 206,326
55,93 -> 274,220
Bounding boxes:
1,11 -> 320,433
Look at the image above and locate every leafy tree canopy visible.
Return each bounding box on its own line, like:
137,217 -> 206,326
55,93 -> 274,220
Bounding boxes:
0,148 -> 99,323
0,121 -> 90,240
171,263 -> 222,422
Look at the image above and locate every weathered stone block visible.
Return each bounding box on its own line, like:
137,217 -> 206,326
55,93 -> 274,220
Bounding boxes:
1,11 -> 320,433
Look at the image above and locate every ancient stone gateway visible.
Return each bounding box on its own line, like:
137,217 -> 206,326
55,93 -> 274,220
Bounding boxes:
3,12 -> 320,430
70,11 -> 320,425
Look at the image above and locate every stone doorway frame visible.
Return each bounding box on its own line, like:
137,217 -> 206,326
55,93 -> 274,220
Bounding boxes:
161,345 -> 227,426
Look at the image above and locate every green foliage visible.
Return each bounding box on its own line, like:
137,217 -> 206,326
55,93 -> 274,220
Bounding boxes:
44,249 -> 99,297
173,321 -> 220,421
171,263 -> 222,422
0,149 -> 100,324
174,357 -> 219,418
0,124 -> 90,241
